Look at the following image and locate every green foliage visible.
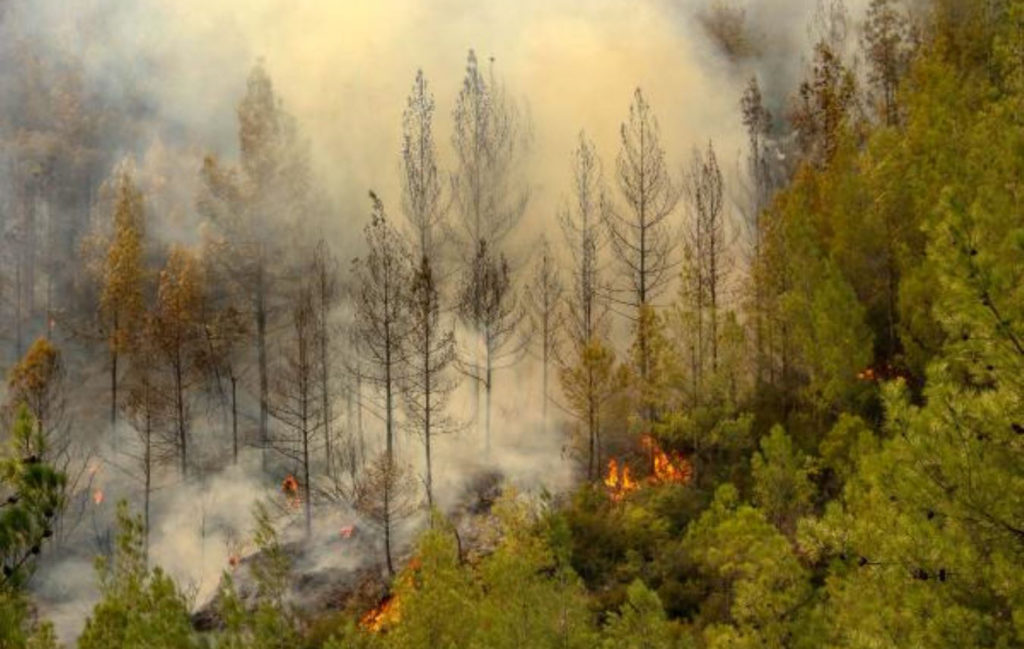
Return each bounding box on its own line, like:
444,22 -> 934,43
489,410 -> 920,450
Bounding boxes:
472,492 -> 597,649
601,579 -> 691,649
78,501 -> 196,649
751,425 -> 815,535
0,590 -> 58,649
385,515 -> 477,649
685,485 -> 812,647
0,405 -> 65,590
215,502 -> 299,648
782,260 -> 874,419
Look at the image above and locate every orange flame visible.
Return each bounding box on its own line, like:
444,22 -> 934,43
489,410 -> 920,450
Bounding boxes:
360,595 -> 400,632
92,489 -> 104,505
281,474 -> 301,509
359,556 -> 422,632
643,436 -> 692,484
340,525 -> 355,539
604,437 -> 692,501
604,458 -> 639,501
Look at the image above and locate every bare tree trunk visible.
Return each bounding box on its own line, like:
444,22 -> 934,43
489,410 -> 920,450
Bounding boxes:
111,312 -> 118,427
144,413 -> 152,560
175,354 -> 187,477
257,289 -> 268,471
231,374 -> 238,464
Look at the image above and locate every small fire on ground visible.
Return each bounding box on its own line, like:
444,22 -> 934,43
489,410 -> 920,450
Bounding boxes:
359,594 -> 400,632
605,436 -> 692,501
281,474 -> 301,509
359,556 -> 421,633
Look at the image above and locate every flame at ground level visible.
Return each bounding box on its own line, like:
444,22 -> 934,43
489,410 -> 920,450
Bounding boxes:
604,436 -> 692,500
360,594 -> 400,632
604,458 -> 639,501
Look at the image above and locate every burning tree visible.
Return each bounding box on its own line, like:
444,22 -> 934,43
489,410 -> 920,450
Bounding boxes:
354,451 -> 420,576
603,436 -> 692,502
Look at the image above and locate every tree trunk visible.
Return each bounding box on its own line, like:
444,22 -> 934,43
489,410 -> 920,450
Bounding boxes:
231,375 -> 239,464
257,286 -> 269,472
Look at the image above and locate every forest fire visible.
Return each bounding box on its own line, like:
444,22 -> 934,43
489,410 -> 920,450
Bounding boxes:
281,474 -> 301,508
604,458 -> 638,501
359,594 -> 400,632
92,489 -> 104,505
604,437 -> 692,501
642,436 -> 693,484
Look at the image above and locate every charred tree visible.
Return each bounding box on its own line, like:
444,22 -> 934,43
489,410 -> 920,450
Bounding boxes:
401,256 -> 457,510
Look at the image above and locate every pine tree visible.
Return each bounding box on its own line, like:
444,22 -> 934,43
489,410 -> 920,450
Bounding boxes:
77,502 -> 196,649
524,237 -> 563,428
0,406 -> 64,590
457,240 -> 528,455
151,247 -> 205,478
604,89 -> 679,430
351,193 -> 412,463
268,287 -> 322,538
199,61 -> 313,471
98,165 -> 146,428
402,256 -> 457,510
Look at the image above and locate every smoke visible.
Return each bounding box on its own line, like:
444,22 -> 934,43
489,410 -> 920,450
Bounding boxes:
1,0 -> 874,642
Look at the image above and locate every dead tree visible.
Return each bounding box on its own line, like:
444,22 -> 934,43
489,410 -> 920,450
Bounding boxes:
450,50 -> 529,429
268,287 -> 322,538
353,451 -> 420,576
401,69 -> 447,265
457,240 -> 528,456
559,132 -> 612,480
311,240 -> 340,477
122,346 -> 174,557
350,193 -> 411,463
680,141 -> 728,402
151,247 -> 205,478
401,256 -> 457,510
603,88 -> 679,424
524,237 -> 563,428
198,62 -> 312,471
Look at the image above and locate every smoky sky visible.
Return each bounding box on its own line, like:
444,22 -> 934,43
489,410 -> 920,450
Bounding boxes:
3,0 -> 866,252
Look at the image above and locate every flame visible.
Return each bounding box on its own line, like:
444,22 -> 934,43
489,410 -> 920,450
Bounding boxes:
282,474 -> 299,494
604,437 -> 692,501
281,474 -> 301,509
360,594 -> 400,632
92,489 -> 104,505
604,458 -> 639,501
359,556 -> 421,632
643,436 -> 692,484
340,525 -> 355,539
